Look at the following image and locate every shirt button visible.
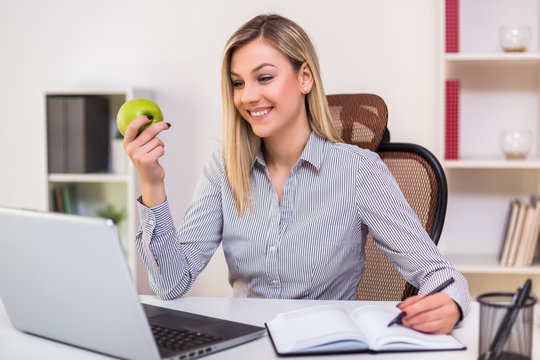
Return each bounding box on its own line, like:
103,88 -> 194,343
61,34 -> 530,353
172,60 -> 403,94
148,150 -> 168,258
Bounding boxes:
269,246 -> 276,253
271,280 -> 278,285
149,219 -> 155,226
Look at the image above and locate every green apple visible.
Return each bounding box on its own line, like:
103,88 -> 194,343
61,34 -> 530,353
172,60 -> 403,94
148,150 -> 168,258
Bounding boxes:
116,98 -> 164,136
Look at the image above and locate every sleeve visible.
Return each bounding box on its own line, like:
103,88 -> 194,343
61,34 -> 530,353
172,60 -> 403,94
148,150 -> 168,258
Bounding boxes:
354,151 -> 471,319
135,150 -> 225,299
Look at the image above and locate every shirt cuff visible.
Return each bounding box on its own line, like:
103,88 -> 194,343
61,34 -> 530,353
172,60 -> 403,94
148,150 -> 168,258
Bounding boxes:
137,196 -> 175,236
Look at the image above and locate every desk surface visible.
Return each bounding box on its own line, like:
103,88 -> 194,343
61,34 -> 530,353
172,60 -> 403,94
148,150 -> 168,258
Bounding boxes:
1,296 -> 539,360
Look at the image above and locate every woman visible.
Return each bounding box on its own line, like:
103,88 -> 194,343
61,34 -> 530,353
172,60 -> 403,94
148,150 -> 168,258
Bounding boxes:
123,14 -> 470,334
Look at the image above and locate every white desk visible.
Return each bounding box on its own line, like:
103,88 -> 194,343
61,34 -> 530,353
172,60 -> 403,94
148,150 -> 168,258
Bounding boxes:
1,296 -> 539,359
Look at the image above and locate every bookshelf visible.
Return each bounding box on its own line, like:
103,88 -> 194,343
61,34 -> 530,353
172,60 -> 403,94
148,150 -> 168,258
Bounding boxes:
439,0 -> 540,297
43,87 -> 150,292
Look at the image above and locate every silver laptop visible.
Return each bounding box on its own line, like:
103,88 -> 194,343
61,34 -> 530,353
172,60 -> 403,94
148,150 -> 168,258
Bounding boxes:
0,207 -> 265,360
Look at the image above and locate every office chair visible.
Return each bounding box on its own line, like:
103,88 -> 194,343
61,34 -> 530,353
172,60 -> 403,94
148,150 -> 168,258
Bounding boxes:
327,94 -> 448,301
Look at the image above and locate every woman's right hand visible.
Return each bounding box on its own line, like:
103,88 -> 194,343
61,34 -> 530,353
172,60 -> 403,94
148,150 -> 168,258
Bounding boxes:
123,115 -> 171,207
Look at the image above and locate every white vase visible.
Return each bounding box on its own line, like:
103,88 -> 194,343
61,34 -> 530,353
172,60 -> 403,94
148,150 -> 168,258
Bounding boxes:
111,139 -> 128,174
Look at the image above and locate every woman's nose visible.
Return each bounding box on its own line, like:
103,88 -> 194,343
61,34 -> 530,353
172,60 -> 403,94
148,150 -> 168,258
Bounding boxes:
240,83 -> 260,104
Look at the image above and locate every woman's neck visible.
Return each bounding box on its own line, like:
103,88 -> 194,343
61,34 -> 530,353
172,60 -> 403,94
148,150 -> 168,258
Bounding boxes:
263,120 -> 311,171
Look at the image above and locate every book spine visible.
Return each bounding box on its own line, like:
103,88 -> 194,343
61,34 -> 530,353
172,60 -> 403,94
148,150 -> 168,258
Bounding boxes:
445,79 -> 460,160
46,97 -> 67,173
445,0 -> 459,53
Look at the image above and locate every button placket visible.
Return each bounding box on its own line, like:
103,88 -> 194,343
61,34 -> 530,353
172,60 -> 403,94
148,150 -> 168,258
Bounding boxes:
265,174 -> 281,295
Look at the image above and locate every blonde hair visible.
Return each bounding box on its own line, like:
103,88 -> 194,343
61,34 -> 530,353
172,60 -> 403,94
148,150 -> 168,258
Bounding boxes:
221,14 -> 342,216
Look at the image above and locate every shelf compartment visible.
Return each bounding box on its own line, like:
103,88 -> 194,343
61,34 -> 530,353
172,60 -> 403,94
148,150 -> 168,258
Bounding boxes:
48,173 -> 131,183
444,253 -> 540,274
443,159 -> 540,169
446,53 -> 540,62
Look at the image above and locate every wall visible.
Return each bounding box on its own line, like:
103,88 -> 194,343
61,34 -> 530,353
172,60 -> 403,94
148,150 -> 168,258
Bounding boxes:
0,0 -> 440,296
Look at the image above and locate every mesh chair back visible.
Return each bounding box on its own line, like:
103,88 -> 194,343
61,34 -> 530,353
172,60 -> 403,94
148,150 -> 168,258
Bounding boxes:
327,94 -> 388,151
327,94 -> 447,301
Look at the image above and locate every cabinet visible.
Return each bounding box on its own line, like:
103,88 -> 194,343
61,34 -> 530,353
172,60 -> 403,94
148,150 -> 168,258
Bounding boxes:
43,88 -> 150,292
439,0 -> 540,297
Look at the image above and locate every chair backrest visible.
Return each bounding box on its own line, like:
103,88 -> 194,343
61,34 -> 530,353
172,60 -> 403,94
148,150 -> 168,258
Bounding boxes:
327,94 -> 448,301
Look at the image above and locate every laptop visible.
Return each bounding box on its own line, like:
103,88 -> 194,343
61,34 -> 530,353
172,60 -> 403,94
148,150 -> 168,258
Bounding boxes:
0,207 -> 265,360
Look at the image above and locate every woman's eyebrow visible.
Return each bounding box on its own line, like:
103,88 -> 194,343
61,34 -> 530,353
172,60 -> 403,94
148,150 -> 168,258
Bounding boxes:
230,63 -> 278,77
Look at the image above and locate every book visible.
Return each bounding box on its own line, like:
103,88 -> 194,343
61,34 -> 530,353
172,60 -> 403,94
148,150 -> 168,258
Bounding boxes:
506,200 -> 528,266
498,199 -> 518,264
515,196 -> 539,267
445,79 -> 459,160
265,305 -> 465,355
525,195 -> 540,266
445,0 -> 459,53
46,97 -> 68,173
46,95 -> 110,174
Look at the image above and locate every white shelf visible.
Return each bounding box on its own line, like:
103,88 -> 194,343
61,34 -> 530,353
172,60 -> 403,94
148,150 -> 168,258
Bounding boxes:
43,87 -> 146,293
48,173 -> 131,183
439,0 -> 540,294
444,253 -> 540,274
443,159 -> 540,169
445,52 -> 540,62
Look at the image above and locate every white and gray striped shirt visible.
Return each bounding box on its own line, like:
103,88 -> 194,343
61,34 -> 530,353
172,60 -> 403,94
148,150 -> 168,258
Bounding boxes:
136,132 -> 470,316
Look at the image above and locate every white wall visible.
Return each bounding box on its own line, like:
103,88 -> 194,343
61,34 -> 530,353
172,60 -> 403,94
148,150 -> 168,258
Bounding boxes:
0,0 -> 440,297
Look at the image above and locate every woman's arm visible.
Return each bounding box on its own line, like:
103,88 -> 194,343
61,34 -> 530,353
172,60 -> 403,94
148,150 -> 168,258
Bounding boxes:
124,117 -> 224,299
355,151 -> 470,334
123,115 -> 169,207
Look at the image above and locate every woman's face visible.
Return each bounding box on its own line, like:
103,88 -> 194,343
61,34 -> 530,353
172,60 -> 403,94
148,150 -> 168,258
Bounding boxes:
230,39 -> 310,140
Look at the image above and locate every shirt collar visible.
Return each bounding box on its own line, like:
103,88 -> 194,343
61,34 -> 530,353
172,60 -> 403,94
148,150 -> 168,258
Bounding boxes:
253,131 -> 327,171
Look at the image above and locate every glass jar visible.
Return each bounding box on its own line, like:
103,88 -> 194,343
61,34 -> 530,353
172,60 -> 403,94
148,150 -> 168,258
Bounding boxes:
500,129 -> 532,159
499,25 -> 532,52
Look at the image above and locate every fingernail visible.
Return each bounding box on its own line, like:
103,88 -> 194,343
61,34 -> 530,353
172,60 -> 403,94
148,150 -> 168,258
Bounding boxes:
146,115 -> 153,120
166,122 -> 171,128
397,311 -> 407,324
396,302 -> 404,307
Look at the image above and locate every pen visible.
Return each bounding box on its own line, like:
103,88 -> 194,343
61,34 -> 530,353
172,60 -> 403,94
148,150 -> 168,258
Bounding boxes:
483,278 -> 531,360
387,277 -> 455,327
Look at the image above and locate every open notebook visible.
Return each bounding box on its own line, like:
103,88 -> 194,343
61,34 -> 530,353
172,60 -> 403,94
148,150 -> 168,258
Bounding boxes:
266,304 -> 465,355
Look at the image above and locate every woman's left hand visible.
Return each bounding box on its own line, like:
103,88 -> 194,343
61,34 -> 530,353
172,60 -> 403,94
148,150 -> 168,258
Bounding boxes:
397,292 -> 461,334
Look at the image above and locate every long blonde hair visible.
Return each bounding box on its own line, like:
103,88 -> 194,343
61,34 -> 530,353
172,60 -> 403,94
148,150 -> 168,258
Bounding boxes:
221,14 -> 342,216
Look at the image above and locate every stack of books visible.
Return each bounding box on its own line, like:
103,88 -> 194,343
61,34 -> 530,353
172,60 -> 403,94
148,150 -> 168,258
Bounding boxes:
498,195 -> 540,267
51,184 -> 78,215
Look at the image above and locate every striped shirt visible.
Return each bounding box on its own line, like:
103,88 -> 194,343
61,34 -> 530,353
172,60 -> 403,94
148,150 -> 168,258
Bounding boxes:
136,132 -> 470,316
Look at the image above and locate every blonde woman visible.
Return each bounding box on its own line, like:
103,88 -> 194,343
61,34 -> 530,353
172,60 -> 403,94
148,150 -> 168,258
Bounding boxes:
124,14 -> 470,334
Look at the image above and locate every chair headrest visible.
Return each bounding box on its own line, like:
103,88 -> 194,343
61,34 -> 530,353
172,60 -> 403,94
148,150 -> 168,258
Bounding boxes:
327,93 -> 388,152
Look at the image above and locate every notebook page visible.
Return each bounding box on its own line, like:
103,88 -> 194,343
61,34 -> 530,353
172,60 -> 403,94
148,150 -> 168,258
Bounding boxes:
350,306 -> 463,351
266,305 -> 367,353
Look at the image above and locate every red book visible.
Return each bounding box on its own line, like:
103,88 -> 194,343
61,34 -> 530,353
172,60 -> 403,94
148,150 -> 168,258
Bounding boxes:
445,80 -> 460,160
445,0 -> 459,53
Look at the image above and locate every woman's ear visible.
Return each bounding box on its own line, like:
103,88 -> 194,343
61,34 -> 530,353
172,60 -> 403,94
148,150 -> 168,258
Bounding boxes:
299,62 -> 314,94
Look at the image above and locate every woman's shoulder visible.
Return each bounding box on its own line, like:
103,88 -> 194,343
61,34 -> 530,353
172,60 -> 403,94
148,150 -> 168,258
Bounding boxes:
326,140 -> 380,162
201,148 -> 226,178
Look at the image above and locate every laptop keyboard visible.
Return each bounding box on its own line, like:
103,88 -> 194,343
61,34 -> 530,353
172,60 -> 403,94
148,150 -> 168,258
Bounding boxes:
151,324 -> 223,351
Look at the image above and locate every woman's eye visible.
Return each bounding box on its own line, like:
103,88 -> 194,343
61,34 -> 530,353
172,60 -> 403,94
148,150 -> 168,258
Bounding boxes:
232,80 -> 244,88
258,75 -> 273,83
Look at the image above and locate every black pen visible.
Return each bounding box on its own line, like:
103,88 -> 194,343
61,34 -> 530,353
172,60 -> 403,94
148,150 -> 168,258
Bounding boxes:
484,279 -> 532,360
387,277 -> 455,327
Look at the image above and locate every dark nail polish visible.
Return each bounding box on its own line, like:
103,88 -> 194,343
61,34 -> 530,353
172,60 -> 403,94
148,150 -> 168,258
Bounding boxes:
396,302 -> 404,307
166,122 -> 171,128
397,311 -> 407,324
146,115 -> 153,120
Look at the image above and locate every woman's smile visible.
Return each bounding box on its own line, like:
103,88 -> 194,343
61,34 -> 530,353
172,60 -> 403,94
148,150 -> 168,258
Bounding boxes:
248,107 -> 273,119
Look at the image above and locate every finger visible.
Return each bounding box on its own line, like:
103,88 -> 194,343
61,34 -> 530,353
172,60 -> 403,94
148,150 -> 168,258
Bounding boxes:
130,138 -> 165,165
137,137 -> 165,157
401,293 -> 444,318
401,294 -> 460,334
131,120 -> 170,148
135,146 -> 165,175
397,294 -> 425,310
123,116 -> 152,144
